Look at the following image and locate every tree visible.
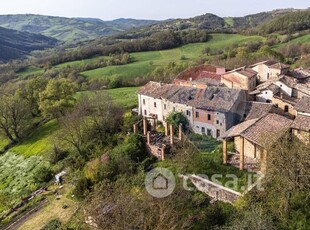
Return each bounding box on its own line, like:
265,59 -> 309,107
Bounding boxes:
21,77 -> 48,117
0,88 -> 32,143
165,112 -> 188,133
39,78 -> 77,118
60,97 -> 92,156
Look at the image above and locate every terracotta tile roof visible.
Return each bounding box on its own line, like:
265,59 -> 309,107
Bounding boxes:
138,81 -> 244,112
295,96 -> 310,113
175,65 -> 223,81
237,68 -> 257,78
188,87 -> 245,112
293,84 -> 310,96
278,75 -> 297,88
224,67 -> 257,79
291,115 -> 310,131
242,113 -> 292,147
245,102 -> 273,121
222,119 -> 259,138
263,60 -> 278,67
222,113 -> 292,147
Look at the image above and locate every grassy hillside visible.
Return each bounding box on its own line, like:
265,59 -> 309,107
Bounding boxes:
0,26 -> 57,61
0,14 -> 158,43
81,34 -> 264,80
76,87 -> 139,109
10,120 -> 59,157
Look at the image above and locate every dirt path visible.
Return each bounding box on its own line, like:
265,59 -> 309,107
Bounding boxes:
1,199 -> 49,230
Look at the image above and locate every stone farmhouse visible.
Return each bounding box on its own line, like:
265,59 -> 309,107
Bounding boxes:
138,81 -> 246,139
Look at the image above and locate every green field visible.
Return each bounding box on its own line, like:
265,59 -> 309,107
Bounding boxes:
81,34 -> 264,80
17,66 -> 44,78
10,120 -> 59,157
18,34 -> 264,80
76,86 -> 139,109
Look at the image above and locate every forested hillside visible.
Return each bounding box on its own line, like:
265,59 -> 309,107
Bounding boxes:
0,14 -> 159,42
258,10 -> 310,34
0,26 -> 58,61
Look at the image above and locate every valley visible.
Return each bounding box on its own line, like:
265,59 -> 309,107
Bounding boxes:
0,5 -> 309,230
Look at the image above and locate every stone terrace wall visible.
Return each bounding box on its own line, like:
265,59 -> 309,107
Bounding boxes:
184,175 -> 241,203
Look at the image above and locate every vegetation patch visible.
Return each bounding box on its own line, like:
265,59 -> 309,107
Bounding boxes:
10,120 -> 59,157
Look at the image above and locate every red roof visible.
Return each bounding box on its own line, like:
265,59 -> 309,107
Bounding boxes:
175,65 -> 224,82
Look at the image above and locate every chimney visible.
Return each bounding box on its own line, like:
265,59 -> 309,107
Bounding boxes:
280,92 -> 284,99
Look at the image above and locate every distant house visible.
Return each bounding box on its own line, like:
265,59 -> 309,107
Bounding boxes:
250,60 -> 289,82
173,65 -> 226,89
292,83 -> 310,99
250,76 -> 297,117
222,113 -> 293,173
221,67 -> 257,92
292,96 -> 310,144
138,81 -> 246,139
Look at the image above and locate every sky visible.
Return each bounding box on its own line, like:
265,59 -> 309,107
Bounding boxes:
0,0 -> 309,20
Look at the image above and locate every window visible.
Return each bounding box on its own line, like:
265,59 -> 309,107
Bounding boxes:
266,100 -> 272,103
201,127 -> 206,133
173,107 -> 176,112
143,99 -> 145,105
284,105 -> 289,113
216,129 -> 221,138
195,111 -> 200,118
154,102 -> 157,108
207,129 -> 212,136
164,104 -> 167,110
144,110 -> 147,115
216,120 -> 219,124
267,73 -> 270,79
186,110 -> 191,117
208,114 -> 211,120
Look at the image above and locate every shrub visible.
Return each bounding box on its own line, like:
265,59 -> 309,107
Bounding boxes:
34,166 -> 53,184
41,218 -> 62,230
73,177 -> 92,200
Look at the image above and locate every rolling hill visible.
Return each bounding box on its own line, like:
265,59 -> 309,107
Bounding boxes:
114,9 -> 310,39
0,26 -> 58,61
0,14 -> 159,43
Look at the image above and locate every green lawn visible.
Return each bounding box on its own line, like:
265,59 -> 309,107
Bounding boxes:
76,87 -> 139,109
10,120 -> 59,157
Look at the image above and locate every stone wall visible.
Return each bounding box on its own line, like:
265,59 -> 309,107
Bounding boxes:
185,175 -> 241,203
